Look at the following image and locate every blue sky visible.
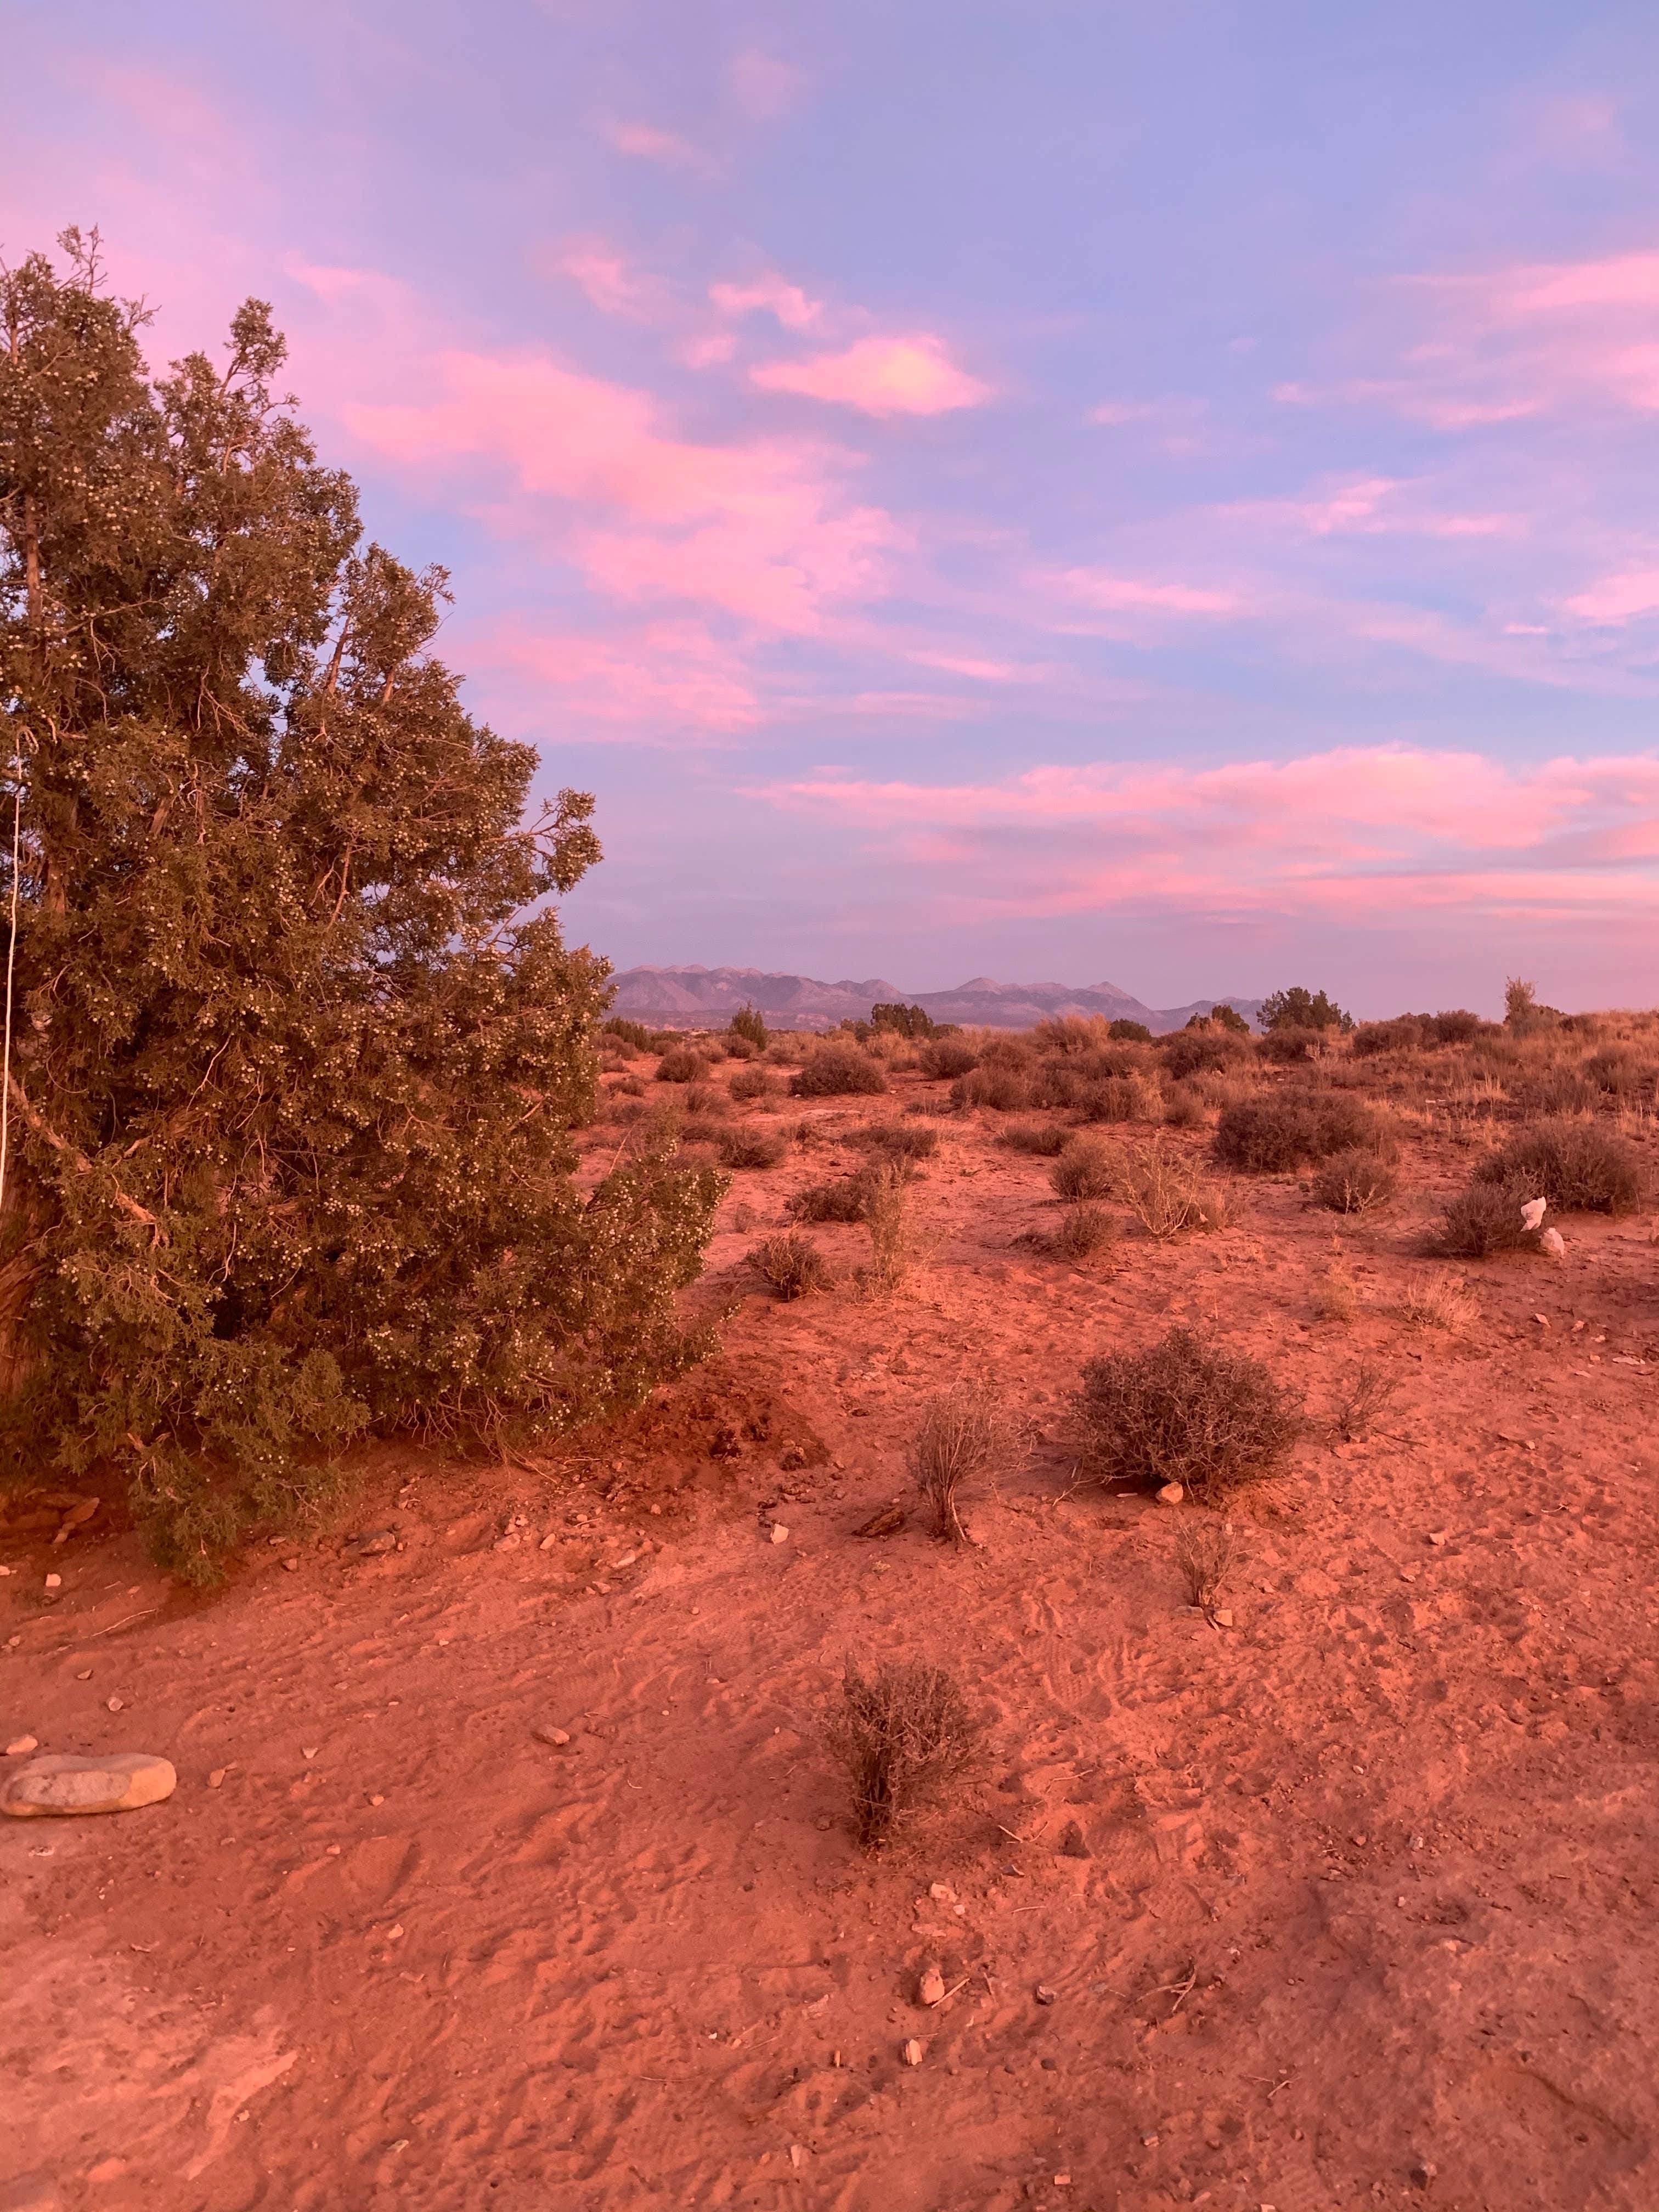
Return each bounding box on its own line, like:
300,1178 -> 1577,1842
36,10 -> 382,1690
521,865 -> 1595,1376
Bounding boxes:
5,1 -> 1659,1012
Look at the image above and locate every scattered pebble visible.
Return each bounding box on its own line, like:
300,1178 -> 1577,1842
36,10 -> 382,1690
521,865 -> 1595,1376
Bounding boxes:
105,1696 -> 125,1713
1427,1532 -> 1448,1548
6,1734 -> 40,1757
208,1769 -> 227,1788
900,2038 -> 924,2066
769,1523 -> 789,1545
43,1573 -> 61,1590
1541,1227 -> 1566,1262
1212,1608 -> 1235,1628
533,1725 -> 572,1747
1156,1483 -> 1184,1505
919,1965 -> 946,2006
283,1557 -> 299,1572
1034,1983 -> 1058,2006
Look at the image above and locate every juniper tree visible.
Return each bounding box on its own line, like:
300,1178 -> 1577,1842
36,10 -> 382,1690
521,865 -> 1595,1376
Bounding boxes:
0,230 -> 720,1573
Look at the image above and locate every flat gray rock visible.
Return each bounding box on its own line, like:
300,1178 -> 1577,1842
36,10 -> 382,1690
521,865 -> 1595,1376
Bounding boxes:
2,1752 -> 176,1818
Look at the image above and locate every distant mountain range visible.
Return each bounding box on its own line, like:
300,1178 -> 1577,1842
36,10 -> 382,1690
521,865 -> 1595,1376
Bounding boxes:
608,964 -> 1263,1035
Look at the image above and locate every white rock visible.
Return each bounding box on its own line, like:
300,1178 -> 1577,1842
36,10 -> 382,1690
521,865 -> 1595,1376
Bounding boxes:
2,1752 -> 176,1818
5,1734 -> 39,1757
1540,1227 -> 1566,1261
769,1523 -> 789,1544
900,2038 -> 925,2066
1156,1482 -> 1184,1505
919,1965 -> 946,2006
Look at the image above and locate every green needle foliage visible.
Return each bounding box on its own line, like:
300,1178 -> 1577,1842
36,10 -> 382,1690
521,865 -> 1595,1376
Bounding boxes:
0,231 -> 720,1576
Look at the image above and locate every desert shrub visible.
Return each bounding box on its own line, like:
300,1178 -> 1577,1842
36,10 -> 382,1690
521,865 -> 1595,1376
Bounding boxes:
1110,1018 -> 1154,1042
717,1126 -> 787,1170
791,1043 -> 887,1098
1432,1176 -> 1541,1258
607,1073 -> 647,1099
657,1046 -> 711,1084
729,1064 -> 775,1103
1352,1016 -> 1425,1057
723,1033 -> 758,1062
1257,1025 -> 1326,1064
790,1175 -> 873,1224
1426,1008 -> 1483,1046
1033,1014 -> 1107,1055
1173,1516 -> 1238,1617
861,1162 -> 916,1295
1329,1361 -> 1400,1442
1075,1328 -> 1300,1499
1026,1060 -> 1086,1110
1473,1120 -> 1643,1214
1511,1066 -> 1598,1118
749,1229 -> 830,1301
1403,1268 -> 1481,1331
1214,1092 -> 1388,1173
1206,1003 -> 1251,1035
1052,1201 -> 1116,1261
846,1120 -> 939,1160
998,1120 -> 1072,1156
730,1002 -> 770,1051
1161,1029 -> 1245,1080
951,1065 -> 1032,1113
919,1035 -> 979,1080
871,1001 -> 935,1038
1585,1048 -> 1658,1100
1260,985 -> 1351,1033
1315,1261 -> 1361,1323
1114,1137 -> 1228,1238
828,1660 -> 980,1851
1051,1134 -> 1117,1200
1079,1071 -> 1163,1124
0,241 -> 723,1578
681,1082 -> 731,1119
979,1034 -> 1035,1071
907,1383 -> 1015,1541
602,1015 -> 652,1052
1163,1082 -> 1207,1129
1312,1150 -> 1397,1214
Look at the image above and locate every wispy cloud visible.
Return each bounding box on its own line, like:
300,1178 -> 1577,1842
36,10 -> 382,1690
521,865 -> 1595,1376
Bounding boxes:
751,335 -> 990,416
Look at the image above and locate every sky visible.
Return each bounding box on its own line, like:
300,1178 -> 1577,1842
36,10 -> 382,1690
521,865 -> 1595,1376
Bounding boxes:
4,1 -> 1659,1014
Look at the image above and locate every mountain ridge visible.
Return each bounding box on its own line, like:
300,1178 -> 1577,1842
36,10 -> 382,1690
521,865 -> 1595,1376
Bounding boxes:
608,963 -> 1262,1035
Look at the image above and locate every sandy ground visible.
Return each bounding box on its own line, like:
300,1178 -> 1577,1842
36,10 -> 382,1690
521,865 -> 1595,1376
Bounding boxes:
4,1060 -> 1658,2212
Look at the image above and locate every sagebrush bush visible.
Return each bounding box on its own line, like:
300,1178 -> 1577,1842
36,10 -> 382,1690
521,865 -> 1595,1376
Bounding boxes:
749,1229 -> 830,1300
657,1046 -> 710,1084
1079,1071 -> 1163,1124
1585,1049 -> 1658,1099
1051,1135 -> 1116,1200
602,1015 -> 652,1052
1110,1018 -> 1154,1042
728,1064 -> 775,1103
717,1126 -> 787,1170
1352,1015 -> 1425,1056
1257,1025 -> 1325,1065
1473,1120 -> 1643,1214
920,1036 -> 979,1080
1312,1149 -> 1397,1214
0,241 -> 721,1577
846,1120 -> 939,1160
828,1660 -> 980,1850
790,1173 -> 874,1223
860,1162 -> 916,1295
1052,1201 -> 1116,1260
907,1383 -> 1015,1540
1214,1091 -> 1389,1173
1161,1082 -> 1207,1129
998,1120 -> 1072,1156
1114,1138 -> 1228,1238
1161,1029 -> 1246,1080
791,1044 -> 887,1098
1075,1328 -> 1300,1498
1432,1176 -> 1541,1259
951,1065 -> 1032,1112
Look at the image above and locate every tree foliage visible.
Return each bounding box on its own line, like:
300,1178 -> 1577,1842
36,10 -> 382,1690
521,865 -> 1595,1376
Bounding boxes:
1259,985 -> 1351,1034
0,232 -> 720,1575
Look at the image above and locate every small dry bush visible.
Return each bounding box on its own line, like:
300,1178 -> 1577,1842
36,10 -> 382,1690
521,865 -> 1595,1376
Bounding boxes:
1329,1360 -> 1400,1442
1313,1149 -> 1397,1213
1051,1134 -> 1116,1200
1432,1176 -> 1541,1259
919,1035 -> 979,1080
602,1015 -> 652,1052
1315,1261 -> 1361,1322
749,1229 -> 831,1300
792,1044 -> 888,1098
1079,1070 -> 1164,1124
1510,1066 -> 1598,1118
1075,1328 -> 1300,1499
847,1120 -> 939,1160
1352,1015 -> 1426,1056
1115,1137 -> 1228,1238
1051,1201 -> 1116,1261
717,1125 -> 787,1170
657,1046 -> 712,1084
1585,1048 -> 1659,1102
1214,1091 -> 1389,1173
951,1064 -> 1032,1112
681,1082 -> 731,1119
1162,1081 -> 1208,1129
1474,1120 -> 1643,1214
998,1119 -> 1072,1156
907,1383 -> 1017,1540
1403,1268 -> 1480,1332
1173,1516 -> 1238,1616
1161,1029 -> 1248,1080
790,1173 -> 873,1223
1257,1025 -> 1326,1064
861,1162 -> 917,1295
729,1064 -> 776,1103
828,1660 -> 981,1852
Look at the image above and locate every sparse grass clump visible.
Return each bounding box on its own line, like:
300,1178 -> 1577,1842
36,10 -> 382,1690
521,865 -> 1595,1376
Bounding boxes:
860,1162 -> 917,1296
789,1174 -> 871,1223
828,1660 -> 980,1850
1173,1516 -> 1238,1618
1329,1361 -> 1400,1442
1432,1176 -> 1541,1259
907,1383 -> 1017,1541
729,1064 -> 776,1103
1473,1120 -> 1643,1215
1403,1268 -> 1480,1331
1051,1201 -> 1116,1261
749,1229 -> 831,1301
998,1120 -> 1072,1156
1051,1134 -> 1116,1200
1114,1137 -> 1228,1238
1312,1149 -> 1397,1214
717,1125 -> 787,1170
847,1120 -> 940,1160
1214,1091 -> 1389,1173
791,1044 -> 888,1098
1315,1261 -> 1361,1323
1075,1328 -> 1300,1499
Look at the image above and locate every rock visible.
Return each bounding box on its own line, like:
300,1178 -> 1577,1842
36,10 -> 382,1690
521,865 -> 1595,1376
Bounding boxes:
281,1557 -> 298,1571
1408,2159 -> 1437,2189
492,1533 -> 522,1553
1540,1227 -> 1566,1261
538,1530 -> 558,1550
769,1523 -> 789,1544
43,1573 -> 61,1589
1520,1197 -> 1547,1232
1034,1983 -> 1058,2006
918,1965 -> 947,2006
900,2038 -> 925,2066
533,1725 -> 572,1747
5,1735 -> 39,1757
1212,1608 -> 1234,1627
2,1752 -> 176,1818
1427,1532 -> 1447,1547
346,1530 -> 398,1557
853,1503 -> 906,1539
208,1768 -> 227,1788
1155,1483 -> 1184,1505
1057,1820 -> 1092,1860
105,1696 -> 124,1712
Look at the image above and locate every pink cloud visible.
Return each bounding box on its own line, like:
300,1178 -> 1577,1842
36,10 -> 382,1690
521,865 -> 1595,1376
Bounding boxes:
480,618 -> 761,735
710,272 -> 822,331
604,121 -> 704,168
728,53 -> 804,120
544,240 -> 668,322
1562,568 -> 1659,624
755,746 -> 1659,926
1058,570 -> 1244,618
343,349 -> 899,633
1227,475 -> 1522,540
751,336 -> 990,417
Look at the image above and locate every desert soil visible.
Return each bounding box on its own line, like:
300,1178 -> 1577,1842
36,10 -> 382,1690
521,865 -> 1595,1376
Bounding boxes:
4,1063 -> 1658,2212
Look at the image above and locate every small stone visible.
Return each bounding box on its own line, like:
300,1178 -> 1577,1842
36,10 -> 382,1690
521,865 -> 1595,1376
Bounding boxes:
928,1881 -> 957,1904
769,1523 -> 789,1544
2,1752 -> 176,1819
75,1671 -> 91,1681
492,1533 -> 521,1553
105,1696 -> 125,1713
1540,1227 -> 1566,1261
369,1794 -> 385,1807
385,1922 -> 404,1942
1057,1820 -> 1092,1860
1520,1198 -> 1547,1232
1408,2159 -> 1437,2189
5,1735 -> 39,1757
208,1768 -> 227,1788
1533,1313 -> 1549,1327
1034,1983 -> 1058,2006
303,1746 -> 319,1760
281,1557 -> 298,1572
538,1531 -> 558,1551
1427,1532 -> 1447,1547
347,1530 -> 398,1557
533,1725 -> 572,1747
1054,2177 -> 1073,2190
919,1965 -> 947,2006
1155,1483 -> 1184,1505
788,2145 -> 805,2169
43,1573 -> 61,1589
1212,1608 -> 1235,1627
900,2038 -> 925,2066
